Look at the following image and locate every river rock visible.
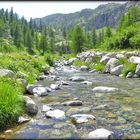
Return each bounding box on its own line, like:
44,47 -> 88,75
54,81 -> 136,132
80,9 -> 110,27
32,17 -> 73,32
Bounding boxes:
24,96 -> 38,115
18,116 -> 30,123
105,58 -> 120,73
60,80 -> 69,85
50,84 -> 60,90
32,87 -> 48,96
0,69 -> 15,78
71,114 -> 95,124
135,64 -> 140,76
126,72 -> 133,78
46,109 -> 65,119
69,76 -> 85,82
100,56 -> 110,64
92,86 -> 119,93
129,56 -> 140,64
110,65 -> 123,76
42,105 -> 52,112
81,81 -> 93,85
62,100 -> 83,106
68,58 -> 78,65
50,75 -> 60,81
80,65 -> 88,71
26,84 -> 35,94
88,128 -> 113,139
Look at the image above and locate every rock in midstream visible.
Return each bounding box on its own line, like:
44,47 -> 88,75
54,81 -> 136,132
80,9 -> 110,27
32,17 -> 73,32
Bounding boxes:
87,128 -> 113,139
69,76 -> 85,82
92,86 -> 119,93
50,84 -> 61,90
32,87 -> 48,96
71,114 -> 96,124
46,109 -> 65,120
81,81 -> 93,85
62,100 -> 83,106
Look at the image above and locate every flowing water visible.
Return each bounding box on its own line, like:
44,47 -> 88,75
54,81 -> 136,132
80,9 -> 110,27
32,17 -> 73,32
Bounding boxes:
1,65 -> 140,139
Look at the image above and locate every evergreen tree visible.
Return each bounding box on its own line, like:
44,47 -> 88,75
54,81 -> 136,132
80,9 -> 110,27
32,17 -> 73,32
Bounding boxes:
105,26 -> 112,38
91,28 -> 97,48
71,25 -> 85,54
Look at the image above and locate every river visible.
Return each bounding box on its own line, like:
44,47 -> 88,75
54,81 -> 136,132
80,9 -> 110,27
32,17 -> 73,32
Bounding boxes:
1,64 -> 140,139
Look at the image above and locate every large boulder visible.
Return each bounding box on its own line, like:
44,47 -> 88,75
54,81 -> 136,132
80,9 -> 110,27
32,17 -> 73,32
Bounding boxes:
69,76 -> 85,82
0,69 -> 15,78
46,109 -> 65,120
105,58 -> 120,73
135,64 -> 140,76
110,65 -> 123,76
92,86 -> 119,93
88,128 -> 113,139
24,96 -> 38,115
71,114 -> 96,124
32,87 -> 48,96
129,56 -> 140,64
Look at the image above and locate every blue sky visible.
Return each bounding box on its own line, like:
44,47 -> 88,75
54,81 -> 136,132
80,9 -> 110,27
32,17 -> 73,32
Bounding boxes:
0,1 -> 125,21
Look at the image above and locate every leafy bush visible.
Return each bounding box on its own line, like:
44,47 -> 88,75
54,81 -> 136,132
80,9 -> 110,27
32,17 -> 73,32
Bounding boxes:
0,77 -> 25,131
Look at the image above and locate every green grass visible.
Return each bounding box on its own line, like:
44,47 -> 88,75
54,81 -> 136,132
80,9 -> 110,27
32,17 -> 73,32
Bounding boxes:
0,77 -> 25,131
93,63 -> 105,72
122,62 -> 136,77
0,52 -> 47,84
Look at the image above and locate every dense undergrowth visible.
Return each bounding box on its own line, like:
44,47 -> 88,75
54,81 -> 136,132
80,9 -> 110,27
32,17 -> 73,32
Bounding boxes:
0,77 -> 25,131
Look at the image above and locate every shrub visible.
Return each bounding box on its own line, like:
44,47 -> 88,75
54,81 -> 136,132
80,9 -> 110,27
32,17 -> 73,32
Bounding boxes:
0,77 -> 25,131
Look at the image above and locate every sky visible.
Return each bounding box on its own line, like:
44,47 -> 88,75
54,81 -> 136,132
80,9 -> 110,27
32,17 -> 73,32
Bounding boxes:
0,1 -> 125,21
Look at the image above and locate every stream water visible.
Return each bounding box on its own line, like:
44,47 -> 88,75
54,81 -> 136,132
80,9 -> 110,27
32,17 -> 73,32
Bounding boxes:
1,65 -> 140,139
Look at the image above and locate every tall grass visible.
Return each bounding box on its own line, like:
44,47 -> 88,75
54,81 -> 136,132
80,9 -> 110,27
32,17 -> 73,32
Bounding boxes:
0,77 -> 25,131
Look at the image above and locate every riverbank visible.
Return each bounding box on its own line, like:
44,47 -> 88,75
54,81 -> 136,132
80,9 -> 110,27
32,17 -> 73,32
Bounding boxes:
0,52 -> 49,131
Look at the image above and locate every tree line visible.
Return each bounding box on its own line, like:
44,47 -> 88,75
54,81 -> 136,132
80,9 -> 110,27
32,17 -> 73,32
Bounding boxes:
0,7 -> 140,55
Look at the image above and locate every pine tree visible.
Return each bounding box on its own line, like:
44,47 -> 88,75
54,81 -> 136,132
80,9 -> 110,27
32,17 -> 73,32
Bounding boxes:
92,28 -> 97,48
71,25 -> 85,54
105,26 -> 112,38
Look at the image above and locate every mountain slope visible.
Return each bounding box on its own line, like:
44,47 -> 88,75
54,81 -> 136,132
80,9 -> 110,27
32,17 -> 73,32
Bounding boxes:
33,1 -> 140,30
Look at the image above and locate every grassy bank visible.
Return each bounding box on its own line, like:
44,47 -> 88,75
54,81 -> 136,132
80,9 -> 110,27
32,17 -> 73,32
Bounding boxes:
0,51 -> 49,131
